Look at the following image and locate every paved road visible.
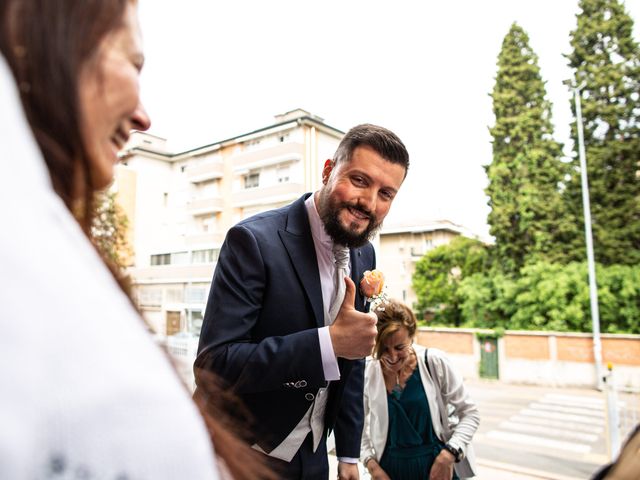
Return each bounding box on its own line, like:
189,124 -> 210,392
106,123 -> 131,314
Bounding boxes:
467,380 -> 613,479
329,380 -> 640,479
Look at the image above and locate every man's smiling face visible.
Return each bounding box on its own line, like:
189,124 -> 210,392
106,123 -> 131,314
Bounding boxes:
317,145 -> 406,248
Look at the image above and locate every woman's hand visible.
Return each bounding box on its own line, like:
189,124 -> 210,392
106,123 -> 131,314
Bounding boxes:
366,458 -> 391,480
429,448 -> 455,480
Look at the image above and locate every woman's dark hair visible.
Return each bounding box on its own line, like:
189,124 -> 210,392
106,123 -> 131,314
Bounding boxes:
0,1 -> 275,478
0,0 -> 128,230
373,300 -> 418,360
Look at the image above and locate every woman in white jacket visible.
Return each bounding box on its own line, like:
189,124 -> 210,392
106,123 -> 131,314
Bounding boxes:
360,300 -> 479,480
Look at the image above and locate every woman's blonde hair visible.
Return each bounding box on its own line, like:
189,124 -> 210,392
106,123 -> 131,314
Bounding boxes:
372,299 -> 417,359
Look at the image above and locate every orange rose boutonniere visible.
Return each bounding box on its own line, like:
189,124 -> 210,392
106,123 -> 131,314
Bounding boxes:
360,269 -> 389,311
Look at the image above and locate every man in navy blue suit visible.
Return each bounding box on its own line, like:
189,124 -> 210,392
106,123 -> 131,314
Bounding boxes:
195,124 -> 409,479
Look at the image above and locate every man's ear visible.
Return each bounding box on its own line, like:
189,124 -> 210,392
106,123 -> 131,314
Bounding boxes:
322,159 -> 334,184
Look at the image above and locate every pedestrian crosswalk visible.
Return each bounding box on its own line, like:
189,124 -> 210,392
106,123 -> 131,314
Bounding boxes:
483,392 -> 609,456
498,420 -> 599,442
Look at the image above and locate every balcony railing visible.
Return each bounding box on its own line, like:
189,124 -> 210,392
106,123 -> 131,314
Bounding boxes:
232,182 -> 304,207
232,142 -> 304,171
185,160 -> 224,183
185,231 -> 225,247
187,196 -> 224,216
129,264 -> 215,283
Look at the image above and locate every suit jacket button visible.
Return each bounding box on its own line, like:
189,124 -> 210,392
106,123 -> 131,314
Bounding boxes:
305,393 -> 315,401
296,380 -> 307,388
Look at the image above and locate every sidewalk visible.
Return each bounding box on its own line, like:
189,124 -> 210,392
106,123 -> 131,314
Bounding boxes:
474,459 -> 586,480
328,454 -> 586,480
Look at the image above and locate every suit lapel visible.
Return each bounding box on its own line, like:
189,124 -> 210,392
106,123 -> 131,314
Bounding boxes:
278,194 -> 324,328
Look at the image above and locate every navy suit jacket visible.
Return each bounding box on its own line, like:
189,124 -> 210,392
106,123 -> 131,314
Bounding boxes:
195,193 -> 375,458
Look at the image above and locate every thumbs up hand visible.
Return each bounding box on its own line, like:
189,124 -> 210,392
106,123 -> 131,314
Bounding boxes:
329,276 -> 378,359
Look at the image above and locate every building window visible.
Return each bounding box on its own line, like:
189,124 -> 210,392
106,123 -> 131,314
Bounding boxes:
170,251 -> 189,265
203,215 -> 219,233
151,252 -> 190,265
187,309 -> 204,336
244,172 -> 260,189
201,180 -> 219,197
151,253 -> 171,265
165,288 -> 184,303
191,248 -> 219,264
137,286 -> 163,306
277,165 -> 290,183
185,286 -> 208,304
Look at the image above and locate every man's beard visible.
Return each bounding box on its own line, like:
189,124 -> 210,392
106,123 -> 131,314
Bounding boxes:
318,193 -> 382,248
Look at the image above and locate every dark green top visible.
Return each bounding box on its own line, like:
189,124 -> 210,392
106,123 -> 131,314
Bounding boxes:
378,368 -> 459,480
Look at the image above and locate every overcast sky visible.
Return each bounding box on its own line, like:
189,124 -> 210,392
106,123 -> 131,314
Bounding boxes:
137,0 -> 640,240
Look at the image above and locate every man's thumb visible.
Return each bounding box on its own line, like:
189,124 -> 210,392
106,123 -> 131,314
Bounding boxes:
340,276 -> 356,310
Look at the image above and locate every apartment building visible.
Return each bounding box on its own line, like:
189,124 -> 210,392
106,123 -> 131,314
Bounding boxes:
376,220 -> 476,309
115,109 -> 344,337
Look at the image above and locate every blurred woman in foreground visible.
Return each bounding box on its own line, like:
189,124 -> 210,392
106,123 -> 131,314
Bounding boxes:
0,0 -> 272,478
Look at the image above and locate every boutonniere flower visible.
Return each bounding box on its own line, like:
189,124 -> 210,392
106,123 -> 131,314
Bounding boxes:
360,269 -> 389,311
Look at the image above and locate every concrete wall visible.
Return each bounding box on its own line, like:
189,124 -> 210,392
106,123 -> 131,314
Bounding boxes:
416,327 -> 640,390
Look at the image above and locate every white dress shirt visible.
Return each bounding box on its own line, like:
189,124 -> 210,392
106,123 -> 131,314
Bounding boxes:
307,194 -> 345,382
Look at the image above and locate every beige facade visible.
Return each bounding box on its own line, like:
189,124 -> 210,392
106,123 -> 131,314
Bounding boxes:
376,221 -> 475,309
115,109 -> 343,337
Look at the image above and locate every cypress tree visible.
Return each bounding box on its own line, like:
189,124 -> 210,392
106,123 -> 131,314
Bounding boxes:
487,23 -> 572,274
565,0 -> 640,265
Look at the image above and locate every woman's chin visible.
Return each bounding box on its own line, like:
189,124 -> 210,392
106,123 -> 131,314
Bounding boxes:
382,359 -> 403,372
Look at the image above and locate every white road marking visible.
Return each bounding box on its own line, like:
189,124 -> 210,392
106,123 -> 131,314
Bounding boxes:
529,402 -> 605,417
486,430 -> 592,453
510,414 -> 604,434
499,420 -> 599,442
544,393 -> 605,405
519,408 -> 605,425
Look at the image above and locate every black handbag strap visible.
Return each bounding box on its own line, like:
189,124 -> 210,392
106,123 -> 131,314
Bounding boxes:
424,348 -> 432,377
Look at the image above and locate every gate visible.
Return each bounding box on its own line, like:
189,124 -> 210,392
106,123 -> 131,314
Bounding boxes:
479,336 -> 499,379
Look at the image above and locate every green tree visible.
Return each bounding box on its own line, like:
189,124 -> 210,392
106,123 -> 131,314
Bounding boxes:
565,0 -> 640,265
459,262 -> 640,333
458,271 -> 515,330
596,264 -> 640,333
487,23 -> 574,273
508,262 -> 590,332
92,191 -> 132,270
412,236 -> 490,326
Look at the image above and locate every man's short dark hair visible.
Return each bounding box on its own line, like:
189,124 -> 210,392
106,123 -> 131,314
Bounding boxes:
333,123 -> 409,177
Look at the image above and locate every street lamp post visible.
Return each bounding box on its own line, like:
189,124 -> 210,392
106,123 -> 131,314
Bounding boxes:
569,80 -> 604,390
